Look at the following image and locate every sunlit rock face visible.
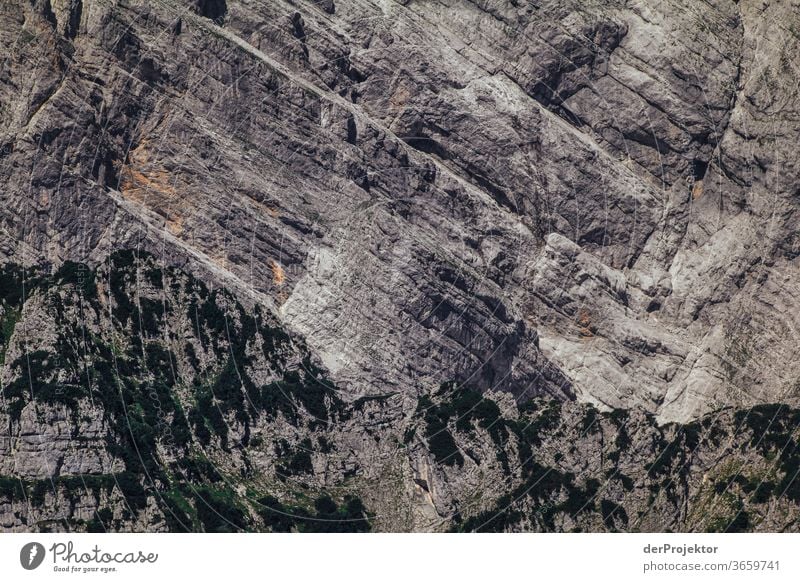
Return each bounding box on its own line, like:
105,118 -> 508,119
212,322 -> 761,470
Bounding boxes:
1,0 -> 800,532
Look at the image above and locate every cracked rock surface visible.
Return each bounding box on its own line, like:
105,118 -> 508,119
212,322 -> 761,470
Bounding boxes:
1,0 -> 800,531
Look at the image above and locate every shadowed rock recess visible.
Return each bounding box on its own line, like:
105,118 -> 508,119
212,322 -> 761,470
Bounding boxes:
1,0 -> 800,532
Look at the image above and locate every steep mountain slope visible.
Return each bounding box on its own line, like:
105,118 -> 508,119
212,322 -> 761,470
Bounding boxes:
1,0 -> 800,531
1,254 -> 800,532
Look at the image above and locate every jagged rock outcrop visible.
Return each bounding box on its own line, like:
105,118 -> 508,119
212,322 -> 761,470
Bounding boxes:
2,0 -> 800,531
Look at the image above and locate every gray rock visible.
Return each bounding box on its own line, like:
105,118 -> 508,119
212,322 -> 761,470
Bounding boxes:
1,0 -> 800,532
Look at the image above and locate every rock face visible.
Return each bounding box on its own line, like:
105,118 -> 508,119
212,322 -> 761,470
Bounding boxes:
1,0 -> 800,532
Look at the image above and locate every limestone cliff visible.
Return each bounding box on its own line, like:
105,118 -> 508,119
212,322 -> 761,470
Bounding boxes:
2,0 -> 800,531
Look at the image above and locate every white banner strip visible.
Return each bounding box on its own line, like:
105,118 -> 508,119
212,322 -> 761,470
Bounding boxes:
1,533 -> 797,581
